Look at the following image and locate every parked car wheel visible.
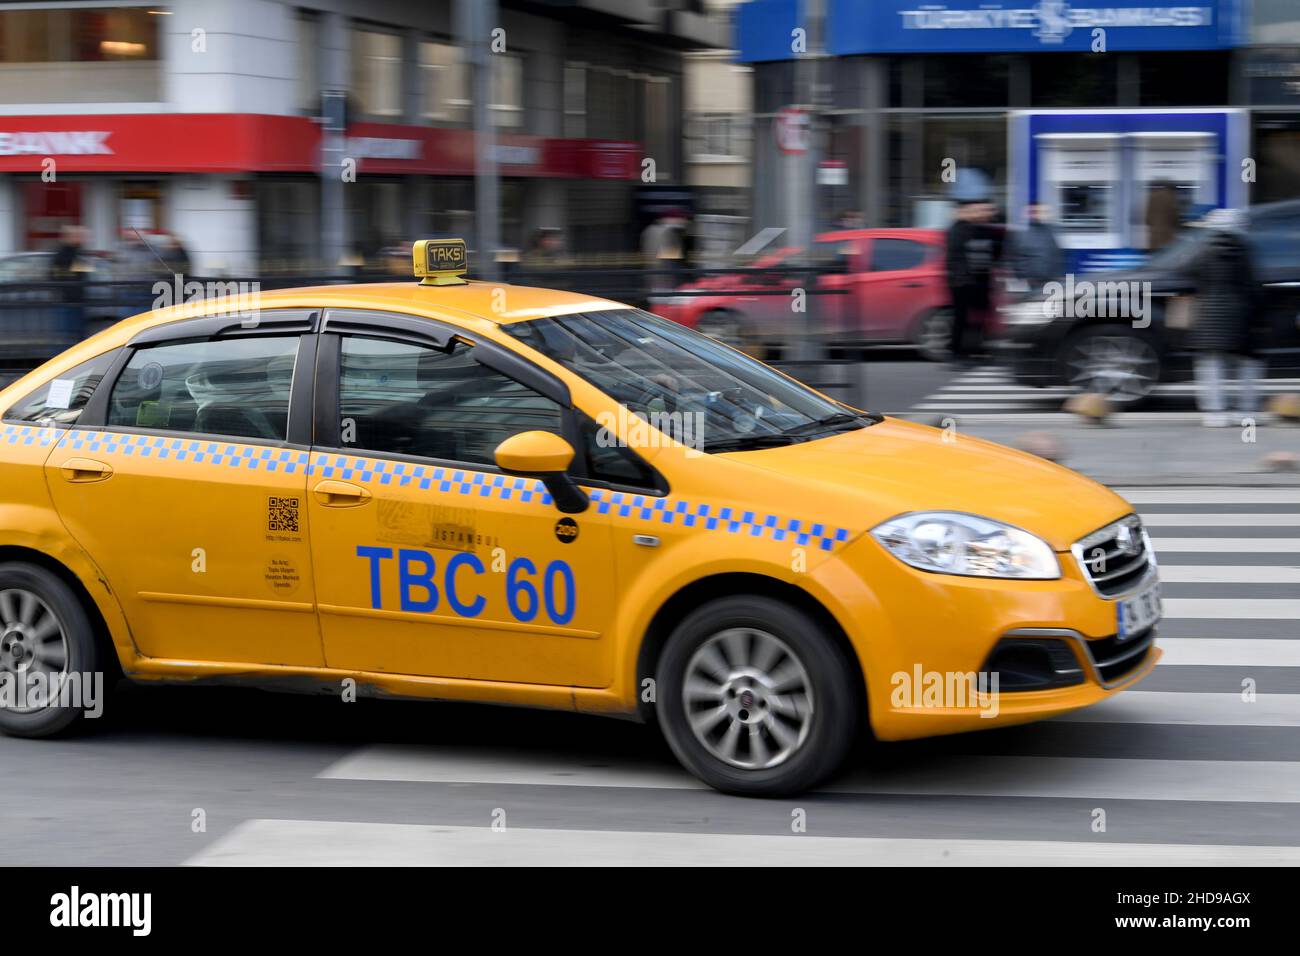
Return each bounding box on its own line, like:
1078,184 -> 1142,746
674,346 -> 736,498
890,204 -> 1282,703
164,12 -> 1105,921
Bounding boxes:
655,595 -> 860,796
0,562 -> 107,738
1059,325 -> 1162,407
914,308 -> 953,362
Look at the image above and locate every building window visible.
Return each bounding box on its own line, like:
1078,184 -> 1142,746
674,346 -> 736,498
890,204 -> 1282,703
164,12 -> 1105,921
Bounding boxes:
564,63 -> 586,137
690,113 -> 749,161
0,6 -> 162,103
922,54 -> 1011,108
352,27 -> 403,118
255,177 -> 321,271
1029,53 -> 1117,108
490,53 -> 525,129
0,7 -> 160,62
1139,52 -> 1229,106
420,39 -> 467,123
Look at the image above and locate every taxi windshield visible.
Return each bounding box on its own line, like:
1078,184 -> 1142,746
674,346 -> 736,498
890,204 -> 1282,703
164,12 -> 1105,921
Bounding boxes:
506,308 -> 879,452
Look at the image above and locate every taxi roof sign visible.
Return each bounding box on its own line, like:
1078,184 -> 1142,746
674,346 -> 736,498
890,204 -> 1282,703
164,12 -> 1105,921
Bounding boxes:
413,238 -> 469,286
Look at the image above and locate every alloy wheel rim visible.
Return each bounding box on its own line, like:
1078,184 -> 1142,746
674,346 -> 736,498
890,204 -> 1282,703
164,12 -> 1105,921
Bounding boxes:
0,588 -> 68,713
1067,335 -> 1158,402
682,627 -> 813,770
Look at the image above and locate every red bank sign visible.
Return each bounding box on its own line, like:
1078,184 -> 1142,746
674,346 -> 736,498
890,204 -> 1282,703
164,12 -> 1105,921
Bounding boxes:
0,114 -> 641,179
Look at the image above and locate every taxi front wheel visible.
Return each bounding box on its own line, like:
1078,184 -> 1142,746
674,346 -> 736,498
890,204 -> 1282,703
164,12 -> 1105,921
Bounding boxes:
656,596 -> 860,796
0,562 -> 108,738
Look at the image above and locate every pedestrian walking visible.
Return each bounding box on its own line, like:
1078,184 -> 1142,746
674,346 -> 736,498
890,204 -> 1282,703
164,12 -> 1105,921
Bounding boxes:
1186,208 -> 1264,427
1009,202 -> 1064,291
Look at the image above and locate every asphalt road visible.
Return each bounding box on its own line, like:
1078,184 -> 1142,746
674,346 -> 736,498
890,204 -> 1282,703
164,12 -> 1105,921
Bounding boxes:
1,485 -> 1297,865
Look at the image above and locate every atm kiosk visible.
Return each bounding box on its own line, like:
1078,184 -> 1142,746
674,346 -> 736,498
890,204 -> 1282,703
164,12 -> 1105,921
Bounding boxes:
1010,109 -> 1249,273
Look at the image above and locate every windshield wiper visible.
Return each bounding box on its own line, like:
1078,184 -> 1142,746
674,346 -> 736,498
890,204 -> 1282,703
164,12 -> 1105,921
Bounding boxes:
781,411 -> 872,437
704,433 -> 809,453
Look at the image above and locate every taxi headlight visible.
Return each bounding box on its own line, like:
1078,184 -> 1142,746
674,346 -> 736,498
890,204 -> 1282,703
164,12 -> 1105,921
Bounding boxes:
871,512 -> 1060,579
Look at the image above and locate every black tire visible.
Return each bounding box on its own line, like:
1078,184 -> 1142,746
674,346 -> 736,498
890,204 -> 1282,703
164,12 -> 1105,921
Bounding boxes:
0,562 -> 108,738
655,595 -> 860,796
1057,324 -> 1162,408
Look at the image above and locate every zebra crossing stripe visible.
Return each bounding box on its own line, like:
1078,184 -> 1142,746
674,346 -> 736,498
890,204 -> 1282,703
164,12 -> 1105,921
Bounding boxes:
1056,691 -> 1300,727
1157,638 -> 1300,667
1162,598 -> 1300,619
321,745 -> 1300,803
1152,539 -> 1300,554
1157,565 -> 1300,584
1118,489 -> 1300,504
1141,514 -> 1300,527
183,819 -> 1300,867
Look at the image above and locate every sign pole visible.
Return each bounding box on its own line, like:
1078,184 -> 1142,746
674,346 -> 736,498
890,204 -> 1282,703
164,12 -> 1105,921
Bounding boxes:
460,0 -> 500,281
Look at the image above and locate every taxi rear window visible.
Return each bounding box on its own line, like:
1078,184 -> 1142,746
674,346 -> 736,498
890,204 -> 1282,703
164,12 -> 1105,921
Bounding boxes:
107,336 -> 298,441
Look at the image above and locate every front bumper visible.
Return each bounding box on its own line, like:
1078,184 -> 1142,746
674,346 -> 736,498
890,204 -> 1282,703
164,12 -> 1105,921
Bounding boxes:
822,530 -> 1161,741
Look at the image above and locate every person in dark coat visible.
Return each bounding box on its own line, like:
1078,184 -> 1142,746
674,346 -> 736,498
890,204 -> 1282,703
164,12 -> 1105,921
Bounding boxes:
50,224 -> 88,344
1009,202 -> 1064,290
945,200 -> 999,364
1186,209 -> 1264,427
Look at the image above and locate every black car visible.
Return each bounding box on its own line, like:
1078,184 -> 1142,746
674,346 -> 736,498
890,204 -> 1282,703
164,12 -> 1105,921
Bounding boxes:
994,199 -> 1300,406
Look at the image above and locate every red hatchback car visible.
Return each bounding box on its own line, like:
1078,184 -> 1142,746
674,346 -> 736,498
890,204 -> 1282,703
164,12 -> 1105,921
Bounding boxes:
649,228 -> 953,360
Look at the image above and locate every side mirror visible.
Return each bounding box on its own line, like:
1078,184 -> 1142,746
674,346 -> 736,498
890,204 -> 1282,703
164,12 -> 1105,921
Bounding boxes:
493,431 -> 589,515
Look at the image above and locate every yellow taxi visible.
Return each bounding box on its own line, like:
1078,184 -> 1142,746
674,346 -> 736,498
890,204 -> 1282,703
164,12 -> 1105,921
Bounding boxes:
0,239 -> 1160,795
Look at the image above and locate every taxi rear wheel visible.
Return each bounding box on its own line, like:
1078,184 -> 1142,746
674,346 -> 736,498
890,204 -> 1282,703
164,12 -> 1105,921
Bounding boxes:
656,596 -> 859,796
0,563 -> 105,738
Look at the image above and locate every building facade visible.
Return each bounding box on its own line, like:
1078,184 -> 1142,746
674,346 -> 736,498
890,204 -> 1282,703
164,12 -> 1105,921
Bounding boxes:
0,0 -> 725,273
738,0 -> 1294,256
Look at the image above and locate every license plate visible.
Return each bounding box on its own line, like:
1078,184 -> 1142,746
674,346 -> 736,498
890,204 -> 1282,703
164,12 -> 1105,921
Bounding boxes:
1117,583 -> 1161,640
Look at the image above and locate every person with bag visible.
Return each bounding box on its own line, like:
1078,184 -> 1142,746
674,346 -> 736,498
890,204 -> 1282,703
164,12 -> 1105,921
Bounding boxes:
1186,208 -> 1265,427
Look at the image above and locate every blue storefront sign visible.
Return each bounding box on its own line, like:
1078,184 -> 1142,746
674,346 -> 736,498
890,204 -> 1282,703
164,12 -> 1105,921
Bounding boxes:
737,0 -> 1244,60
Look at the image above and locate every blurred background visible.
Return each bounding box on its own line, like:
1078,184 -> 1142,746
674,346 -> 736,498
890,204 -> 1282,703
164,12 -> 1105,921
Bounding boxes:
0,0 -> 1298,414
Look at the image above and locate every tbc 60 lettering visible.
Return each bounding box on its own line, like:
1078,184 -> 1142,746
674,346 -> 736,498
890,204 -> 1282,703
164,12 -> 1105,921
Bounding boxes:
356,546 -> 576,626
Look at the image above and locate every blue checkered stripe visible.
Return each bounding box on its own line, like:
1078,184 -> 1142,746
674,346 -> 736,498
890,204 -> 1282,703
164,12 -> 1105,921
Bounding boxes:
40,430 -> 852,552
310,453 -> 554,505
62,430 -> 312,473
2,423 -> 60,448
588,489 -> 852,552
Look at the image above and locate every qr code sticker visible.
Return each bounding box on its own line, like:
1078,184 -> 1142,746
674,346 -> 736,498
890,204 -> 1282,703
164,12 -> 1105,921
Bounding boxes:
268,496 -> 300,533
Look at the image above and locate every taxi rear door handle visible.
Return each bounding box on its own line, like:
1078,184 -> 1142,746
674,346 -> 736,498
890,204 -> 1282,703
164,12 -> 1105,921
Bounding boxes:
59,458 -> 113,483
312,479 -> 371,507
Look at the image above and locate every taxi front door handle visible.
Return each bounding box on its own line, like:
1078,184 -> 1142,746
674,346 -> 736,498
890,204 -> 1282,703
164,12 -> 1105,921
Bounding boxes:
312,479 -> 372,508
59,458 -> 113,483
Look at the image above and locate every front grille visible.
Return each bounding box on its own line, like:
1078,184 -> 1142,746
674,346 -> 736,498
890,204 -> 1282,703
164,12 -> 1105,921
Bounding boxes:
1083,627 -> 1157,685
1072,514 -> 1154,597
